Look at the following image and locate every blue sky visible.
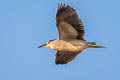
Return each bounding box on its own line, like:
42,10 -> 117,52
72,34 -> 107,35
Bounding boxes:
0,0 -> 120,80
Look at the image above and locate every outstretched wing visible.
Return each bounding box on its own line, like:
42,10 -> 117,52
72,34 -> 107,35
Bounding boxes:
55,51 -> 80,65
56,4 -> 85,40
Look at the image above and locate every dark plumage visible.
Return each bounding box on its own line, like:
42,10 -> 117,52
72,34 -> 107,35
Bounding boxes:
55,4 -> 85,64
56,4 -> 85,40
55,51 -> 79,65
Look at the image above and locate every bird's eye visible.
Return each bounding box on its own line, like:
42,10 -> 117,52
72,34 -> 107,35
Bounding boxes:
47,41 -> 51,44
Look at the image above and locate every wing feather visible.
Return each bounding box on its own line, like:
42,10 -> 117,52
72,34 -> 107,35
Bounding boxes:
56,4 -> 85,40
55,51 -> 79,65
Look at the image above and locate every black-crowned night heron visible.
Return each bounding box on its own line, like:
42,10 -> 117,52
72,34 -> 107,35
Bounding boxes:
38,4 -> 104,65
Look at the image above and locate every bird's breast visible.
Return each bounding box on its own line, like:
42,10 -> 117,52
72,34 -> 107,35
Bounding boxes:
51,40 -> 84,52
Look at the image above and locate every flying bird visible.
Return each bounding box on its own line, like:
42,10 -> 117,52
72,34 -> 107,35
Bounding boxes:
38,4 -> 104,65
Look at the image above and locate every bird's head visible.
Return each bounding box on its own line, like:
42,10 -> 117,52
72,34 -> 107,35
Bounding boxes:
38,39 -> 55,48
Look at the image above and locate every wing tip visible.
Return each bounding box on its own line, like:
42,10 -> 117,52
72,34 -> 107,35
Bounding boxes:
56,3 -> 76,19
55,60 -> 68,65
57,3 -> 74,10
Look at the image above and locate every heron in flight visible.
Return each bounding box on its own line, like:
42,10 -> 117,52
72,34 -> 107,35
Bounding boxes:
38,4 -> 104,65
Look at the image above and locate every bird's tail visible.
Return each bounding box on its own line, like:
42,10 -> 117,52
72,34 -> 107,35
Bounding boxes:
86,42 -> 104,48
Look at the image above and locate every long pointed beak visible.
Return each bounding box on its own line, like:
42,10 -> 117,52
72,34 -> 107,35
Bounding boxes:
38,44 -> 47,48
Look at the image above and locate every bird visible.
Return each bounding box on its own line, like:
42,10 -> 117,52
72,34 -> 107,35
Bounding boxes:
38,4 -> 104,65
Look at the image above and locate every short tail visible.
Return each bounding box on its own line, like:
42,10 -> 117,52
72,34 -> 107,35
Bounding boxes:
86,42 -> 104,48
